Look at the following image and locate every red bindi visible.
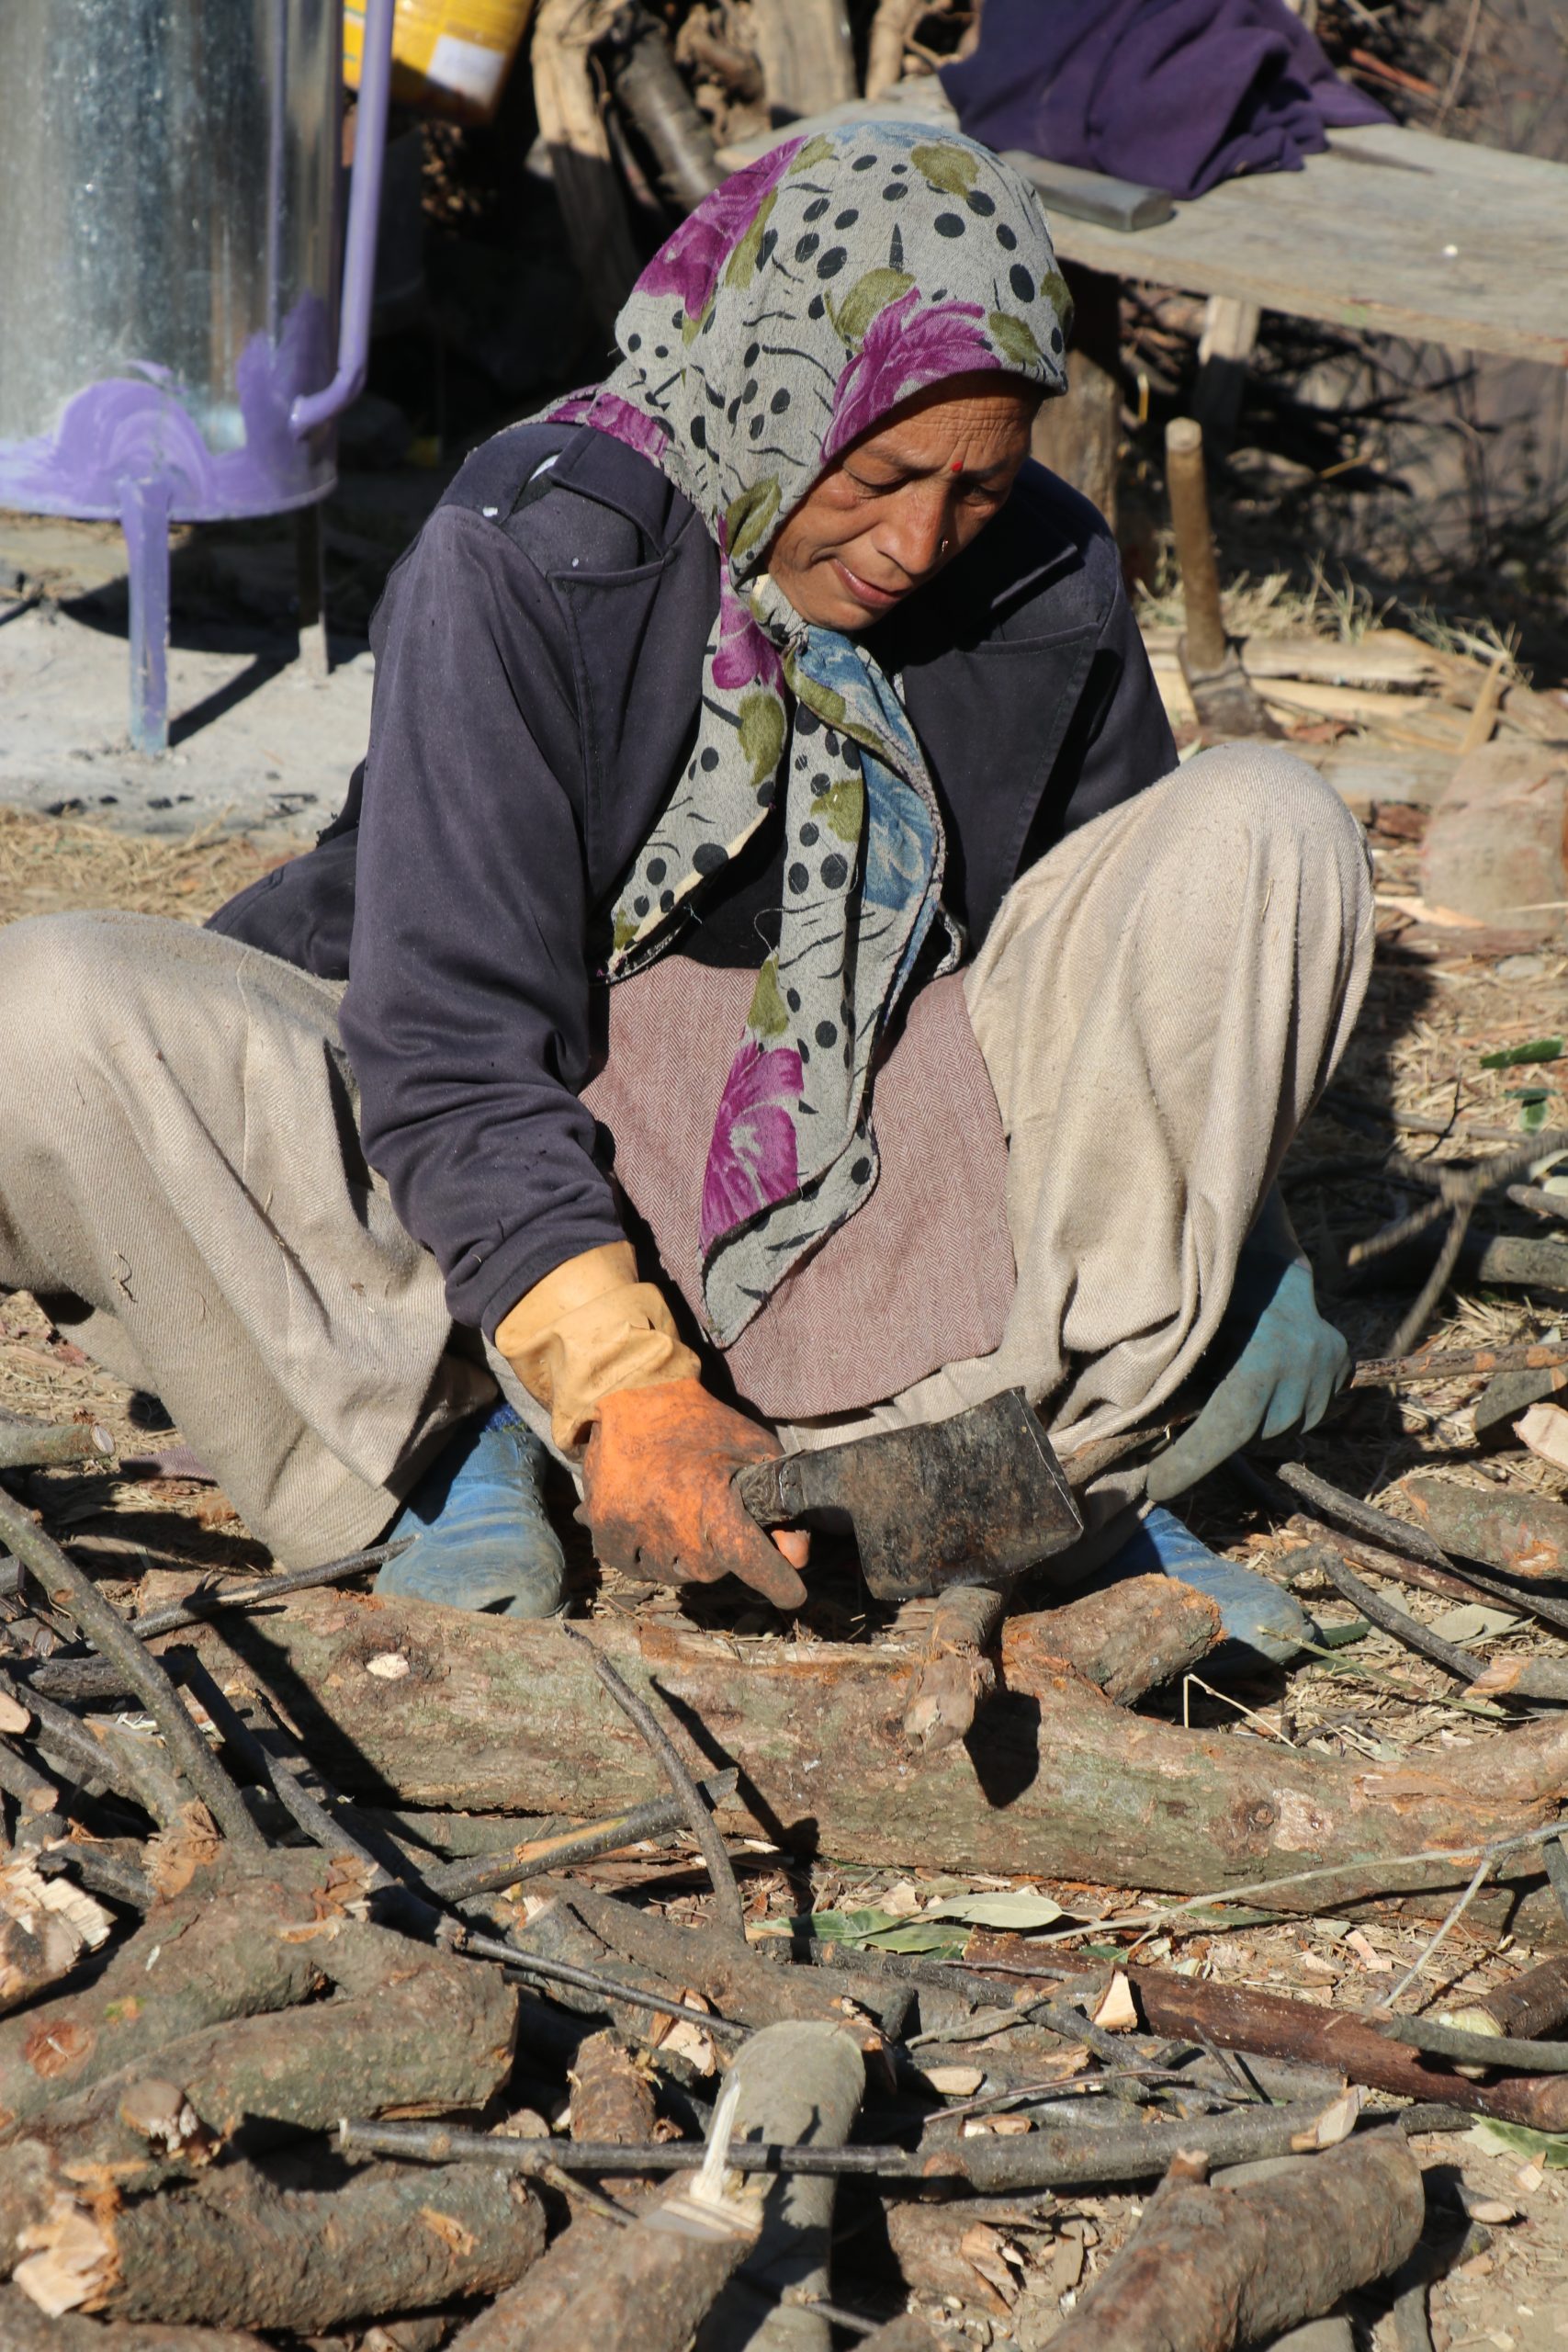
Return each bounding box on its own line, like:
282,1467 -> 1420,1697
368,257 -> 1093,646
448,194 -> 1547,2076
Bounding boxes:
949,457 -> 963,473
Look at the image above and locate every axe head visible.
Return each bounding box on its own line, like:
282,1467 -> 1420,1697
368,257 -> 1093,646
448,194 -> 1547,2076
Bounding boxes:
737,1388 -> 1082,1603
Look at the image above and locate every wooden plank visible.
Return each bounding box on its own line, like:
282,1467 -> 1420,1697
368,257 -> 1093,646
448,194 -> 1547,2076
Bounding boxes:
721,96 -> 1568,368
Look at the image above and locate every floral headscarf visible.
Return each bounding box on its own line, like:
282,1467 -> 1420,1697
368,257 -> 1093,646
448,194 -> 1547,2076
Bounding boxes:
548,122 -> 1069,1346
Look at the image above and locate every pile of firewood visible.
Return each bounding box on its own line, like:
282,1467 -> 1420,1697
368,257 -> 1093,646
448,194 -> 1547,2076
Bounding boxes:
6,1359 -> 1568,2346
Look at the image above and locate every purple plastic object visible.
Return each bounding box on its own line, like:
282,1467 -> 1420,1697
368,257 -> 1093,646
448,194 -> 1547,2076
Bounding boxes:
0,0 -> 396,757
293,0 -> 396,439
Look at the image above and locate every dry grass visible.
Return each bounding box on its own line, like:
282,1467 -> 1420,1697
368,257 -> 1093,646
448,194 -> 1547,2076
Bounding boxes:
0,807 -> 282,929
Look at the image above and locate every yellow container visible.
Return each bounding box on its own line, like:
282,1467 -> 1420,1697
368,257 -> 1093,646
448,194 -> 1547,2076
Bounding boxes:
344,0 -> 537,125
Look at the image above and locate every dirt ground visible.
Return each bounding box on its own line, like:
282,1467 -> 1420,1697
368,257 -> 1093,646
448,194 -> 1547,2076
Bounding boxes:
1,642 -> 1567,2346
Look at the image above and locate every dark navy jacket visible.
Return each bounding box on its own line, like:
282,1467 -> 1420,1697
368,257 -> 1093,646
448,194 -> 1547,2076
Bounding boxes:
211,423 -> 1176,1340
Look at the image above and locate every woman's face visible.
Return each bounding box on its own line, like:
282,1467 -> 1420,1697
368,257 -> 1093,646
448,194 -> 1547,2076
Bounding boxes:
767,373 -> 1040,633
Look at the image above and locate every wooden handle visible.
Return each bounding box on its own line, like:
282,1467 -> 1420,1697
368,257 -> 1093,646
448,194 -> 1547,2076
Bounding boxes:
1165,416 -> 1229,676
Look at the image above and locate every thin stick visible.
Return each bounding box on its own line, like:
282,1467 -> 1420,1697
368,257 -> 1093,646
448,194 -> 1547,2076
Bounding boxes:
1379,2014 -> 1568,2075
1299,1544 -> 1482,1683
1264,1462 -> 1457,1575
1348,1135 -> 1562,1268
0,1418 -> 115,1471
1377,1853 -> 1493,2009
35,1842 -> 154,1910
1388,1198 -> 1473,1359
558,1622 -> 744,1941
1508,1184 -> 1568,1226
1349,1340 -> 1568,1388
0,1662 -> 165,1814
0,1734 -> 60,1816
129,1539 -> 412,1640
426,1771 -> 739,1902
0,1485 -> 263,1849
459,1927 -> 749,2041
1015,1820 -> 1568,1946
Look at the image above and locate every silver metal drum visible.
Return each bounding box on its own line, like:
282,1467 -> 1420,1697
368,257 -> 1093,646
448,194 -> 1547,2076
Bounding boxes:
0,0 -> 342,519
0,0 -> 392,750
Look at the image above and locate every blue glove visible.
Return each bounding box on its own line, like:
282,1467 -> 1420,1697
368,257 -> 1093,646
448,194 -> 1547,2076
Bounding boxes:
1145,1247 -> 1348,1504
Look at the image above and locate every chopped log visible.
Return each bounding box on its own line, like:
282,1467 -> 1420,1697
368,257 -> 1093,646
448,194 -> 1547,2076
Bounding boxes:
901,1586 -> 1007,1753
0,1929 -> 518,2235
1051,2133 -> 1424,2352
0,1416 -> 114,1471
16,2159 -> 545,2331
0,1856 -> 111,2016
1004,1575 -> 1222,1706
518,2190 -> 758,2352
1469,1657 -> 1568,1704
1401,1477 -> 1568,1580
1421,742 -> 1568,935
0,2287 -> 266,2350
444,2024 -> 660,2352
1443,1952 -> 1568,2042
884,2199 -> 1017,2319
0,1852 -> 367,2129
184,1591 -> 1568,1939
1118,1966 -> 1568,2129
694,2021 -> 865,2352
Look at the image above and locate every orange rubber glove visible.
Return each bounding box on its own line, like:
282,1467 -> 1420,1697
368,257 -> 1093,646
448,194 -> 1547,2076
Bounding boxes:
581,1377 -> 807,1612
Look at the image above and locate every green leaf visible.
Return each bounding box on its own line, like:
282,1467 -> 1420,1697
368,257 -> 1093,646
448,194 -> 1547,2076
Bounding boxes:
790,135 -> 834,174
1042,271 -> 1075,336
911,141 -> 978,195
1427,1601 -> 1518,1646
924,1890 -> 1065,1930
747,955 -> 790,1041
807,1907 -> 968,1958
1465,2119 -> 1568,2166
987,311 -> 1043,372
1481,1037 -> 1563,1069
832,267 -> 915,346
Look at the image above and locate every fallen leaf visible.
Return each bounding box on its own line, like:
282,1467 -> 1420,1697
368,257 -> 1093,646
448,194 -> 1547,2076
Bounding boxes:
1091,1971 -> 1137,2032
1427,1601 -> 1520,1646
365,1653 -> 411,1681
924,1891 -> 1065,1931
1465,2119 -> 1568,2168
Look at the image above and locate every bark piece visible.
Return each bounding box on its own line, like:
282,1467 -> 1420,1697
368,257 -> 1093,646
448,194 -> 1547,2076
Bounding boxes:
694,2021 -> 866,2352
187,1592 -> 1568,1939
1401,1476 -> 1568,1580
1050,2132 -> 1423,2351
570,2027 -> 657,2193
1004,1575 -> 1222,1706
1443,1952 -> 1568,2042
30,2159 -> 545,2331
0,2284 -> 266,2349
884,2200 -> 1016,2318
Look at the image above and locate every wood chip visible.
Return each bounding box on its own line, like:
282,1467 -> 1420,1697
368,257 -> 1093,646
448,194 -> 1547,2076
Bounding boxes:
366,1653 -> 411,1680
1091,1970 -> 1138,2032
1515,1401 -> 1568,1473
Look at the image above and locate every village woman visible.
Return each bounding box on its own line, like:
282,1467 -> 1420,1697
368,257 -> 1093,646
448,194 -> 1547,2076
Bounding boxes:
0,125 -> 1371,1660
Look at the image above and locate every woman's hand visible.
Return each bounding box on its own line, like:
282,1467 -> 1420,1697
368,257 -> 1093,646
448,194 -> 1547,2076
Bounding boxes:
1145,1205 -> 1348,1502
581,1377 -> 808,1611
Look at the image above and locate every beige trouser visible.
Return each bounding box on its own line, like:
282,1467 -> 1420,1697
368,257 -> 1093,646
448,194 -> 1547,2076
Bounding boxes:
0,746 -> 1372,1567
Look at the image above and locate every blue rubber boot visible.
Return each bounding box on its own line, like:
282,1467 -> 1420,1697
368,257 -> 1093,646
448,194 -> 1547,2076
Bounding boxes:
1102,1504 -> 1314,1670
375,1401 -> 566,1618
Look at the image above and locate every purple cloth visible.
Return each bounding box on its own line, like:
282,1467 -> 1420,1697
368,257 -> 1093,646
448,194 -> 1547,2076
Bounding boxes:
941,0 -> 1388,201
